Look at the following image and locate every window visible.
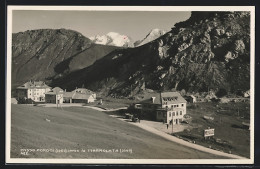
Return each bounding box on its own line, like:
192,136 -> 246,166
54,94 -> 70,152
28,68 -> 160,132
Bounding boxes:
177,105 -> 179,107
180,111 -> 182,115
182,104 -> 184,107
169,112 -> 171,117
173,112 -> 175,116
176,112 -> 178,116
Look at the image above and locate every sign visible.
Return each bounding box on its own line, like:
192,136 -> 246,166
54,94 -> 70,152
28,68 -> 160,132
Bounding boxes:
204,128 -> 215,137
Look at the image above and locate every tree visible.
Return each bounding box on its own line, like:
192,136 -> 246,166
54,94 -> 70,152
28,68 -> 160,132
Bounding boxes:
216,88 -> 227,98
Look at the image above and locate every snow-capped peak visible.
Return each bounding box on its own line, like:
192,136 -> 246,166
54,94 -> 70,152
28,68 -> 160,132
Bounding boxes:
134,28 -> 167,47
90,32 -> 133,47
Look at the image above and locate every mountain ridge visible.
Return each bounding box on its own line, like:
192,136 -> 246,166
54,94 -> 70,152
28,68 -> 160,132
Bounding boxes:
134,28 -> 167,47
51,11 -> 250,97
12,28 -> 121,89
12,11 -> 250,98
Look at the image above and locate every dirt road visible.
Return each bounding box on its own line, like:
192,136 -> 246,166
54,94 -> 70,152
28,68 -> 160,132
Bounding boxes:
86,105 -> 245,159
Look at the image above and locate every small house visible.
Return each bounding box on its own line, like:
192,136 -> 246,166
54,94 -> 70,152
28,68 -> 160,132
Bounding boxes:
72,88 -> 96,99
45,87 -> 64,104
71,92 -> 95,103
186,95 -> 197,103
11,98 -> 18,104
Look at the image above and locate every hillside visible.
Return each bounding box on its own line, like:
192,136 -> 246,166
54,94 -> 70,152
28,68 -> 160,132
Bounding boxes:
12,29 -> 120,89
11,104 -> 224,159
51,11 -> 250,97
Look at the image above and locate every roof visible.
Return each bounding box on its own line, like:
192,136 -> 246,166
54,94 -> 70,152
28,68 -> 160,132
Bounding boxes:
189,95 -> 196,99
45,92 -> 57,95
161,92 -> 187,104
72,88 -> 95,95
63,92 -> 74,98
72,92 -> 93,100
138,92 -> 161,104
11,98 -> 18,102
52,87 -> 63,93
17,81 -> 51,89
45,87 -> 64,95
137,91 -> 187,105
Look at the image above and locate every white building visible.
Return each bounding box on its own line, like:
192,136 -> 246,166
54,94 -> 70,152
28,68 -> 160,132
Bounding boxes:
133,92 -> 187,125
16,81 -> 51,103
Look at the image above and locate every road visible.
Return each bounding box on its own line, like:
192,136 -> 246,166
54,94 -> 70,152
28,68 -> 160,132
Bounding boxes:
84,105 -> 245,159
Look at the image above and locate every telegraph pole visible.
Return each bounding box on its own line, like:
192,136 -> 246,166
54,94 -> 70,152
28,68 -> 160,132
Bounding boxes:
172,112 -> 173,134
56,95 -> 58,109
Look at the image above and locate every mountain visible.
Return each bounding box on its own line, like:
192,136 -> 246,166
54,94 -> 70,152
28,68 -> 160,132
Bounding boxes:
12,29 -> 120,89
134,28 -> 167,47
90,32 -> 134,47
51,11 -> 250,97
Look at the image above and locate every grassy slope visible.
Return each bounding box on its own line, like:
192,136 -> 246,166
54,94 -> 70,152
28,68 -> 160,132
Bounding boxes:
175,102 -> 250,158
11,104 -> 226,159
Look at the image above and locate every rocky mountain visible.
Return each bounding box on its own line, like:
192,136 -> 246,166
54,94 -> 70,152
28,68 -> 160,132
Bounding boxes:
12,29 -> 120,89
90,32 -> 134,47
134,28 -> 166,47
51,11 -> 250,97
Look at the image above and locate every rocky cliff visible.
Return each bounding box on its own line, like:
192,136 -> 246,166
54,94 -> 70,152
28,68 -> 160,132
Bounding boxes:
51,11 -> 250,97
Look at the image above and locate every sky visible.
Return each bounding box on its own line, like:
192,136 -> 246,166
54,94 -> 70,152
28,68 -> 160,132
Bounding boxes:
12,10 -> 191,41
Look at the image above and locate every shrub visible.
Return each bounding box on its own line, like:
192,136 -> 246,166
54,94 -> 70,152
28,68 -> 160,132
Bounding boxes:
216,88 -> 227,97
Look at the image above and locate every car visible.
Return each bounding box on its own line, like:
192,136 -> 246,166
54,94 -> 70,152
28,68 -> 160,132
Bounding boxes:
181,120 -> 189,124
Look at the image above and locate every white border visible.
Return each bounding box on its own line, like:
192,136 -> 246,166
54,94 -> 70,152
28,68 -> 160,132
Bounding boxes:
6,6 -> 255,164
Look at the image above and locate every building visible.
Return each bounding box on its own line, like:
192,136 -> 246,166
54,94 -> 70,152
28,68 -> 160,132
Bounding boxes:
72,88 -> 96,99
45,87 -> 64,104
185,95 -> 197,103
71,92 -> 95,103
63,92 -> 73,103
16,81 -> 51,103
62,88 -> 96,103
11,98 -> 18,104
131,92 -> 187,125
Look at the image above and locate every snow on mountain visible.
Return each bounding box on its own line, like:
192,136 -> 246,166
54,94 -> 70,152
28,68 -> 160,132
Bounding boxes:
90,32 -> 133,47
134,28 -> 167,47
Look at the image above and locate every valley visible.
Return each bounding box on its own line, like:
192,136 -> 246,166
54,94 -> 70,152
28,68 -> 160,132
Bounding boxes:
9,10 -> 252,161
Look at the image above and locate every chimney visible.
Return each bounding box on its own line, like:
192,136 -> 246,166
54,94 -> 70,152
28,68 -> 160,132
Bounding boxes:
151,97 -> 156,103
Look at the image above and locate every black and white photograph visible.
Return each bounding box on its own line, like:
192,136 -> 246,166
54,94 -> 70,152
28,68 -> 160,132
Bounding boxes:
6,6 -> 255,164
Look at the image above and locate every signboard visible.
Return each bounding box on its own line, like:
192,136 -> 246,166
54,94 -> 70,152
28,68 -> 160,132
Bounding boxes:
204,128 -> 215,137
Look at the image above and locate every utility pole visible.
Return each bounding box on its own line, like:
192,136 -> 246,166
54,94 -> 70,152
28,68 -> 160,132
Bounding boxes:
172,112 -> 173,134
